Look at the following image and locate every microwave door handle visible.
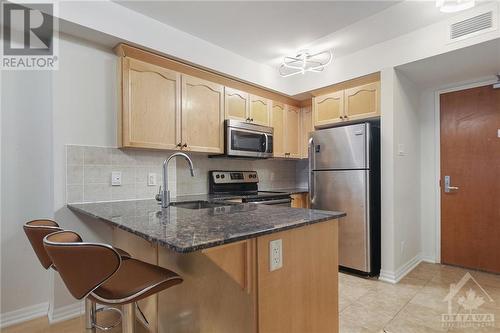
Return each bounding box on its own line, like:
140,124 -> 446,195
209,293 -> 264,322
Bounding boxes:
308,137 -> 315,205
264,134 -> 269,153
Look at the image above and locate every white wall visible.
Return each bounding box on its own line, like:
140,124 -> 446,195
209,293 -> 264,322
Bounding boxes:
379,68 -> 422,282
1,69 -> 54,324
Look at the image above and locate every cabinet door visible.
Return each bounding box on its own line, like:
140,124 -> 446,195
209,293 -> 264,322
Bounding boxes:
313,91 -> 344,127
300,106 -> 313,159
271,102 -> 285,158
249,95 -> 270,126
225,87 -> 249,121
121,57 -> 181,149
181,75 -> 224,153
285,105 -> 301,159
344,82 -> 380,121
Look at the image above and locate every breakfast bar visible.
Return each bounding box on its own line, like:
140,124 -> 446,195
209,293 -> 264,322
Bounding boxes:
69,199 -> 345,333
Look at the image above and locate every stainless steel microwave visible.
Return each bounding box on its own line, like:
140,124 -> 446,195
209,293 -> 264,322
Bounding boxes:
225,120 -> 273,158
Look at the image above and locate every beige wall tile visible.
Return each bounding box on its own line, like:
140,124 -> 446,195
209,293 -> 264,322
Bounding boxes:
84,146 -> 112,165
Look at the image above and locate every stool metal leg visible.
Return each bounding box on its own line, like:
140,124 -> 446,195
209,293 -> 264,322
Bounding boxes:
122,303 -> 136,333
84,298 -> 96,332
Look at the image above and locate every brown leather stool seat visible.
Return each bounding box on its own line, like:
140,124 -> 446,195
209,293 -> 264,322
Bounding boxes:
90,258 -> 181,305
43,230 -> 183,333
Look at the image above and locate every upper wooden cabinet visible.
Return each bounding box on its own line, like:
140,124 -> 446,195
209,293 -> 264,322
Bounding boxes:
271,102 -> 286,158
181,75 -> 224,153
249,95 -> 271,126
120,57 -> 181,150
313,91 -> 344,127
225,87 -> 249,122
344,82 -> 380,121
312,81 -> 380,127
285,105 -> 301,159
300,106 -> 313,159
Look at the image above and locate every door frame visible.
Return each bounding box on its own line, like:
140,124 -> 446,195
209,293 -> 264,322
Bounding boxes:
433,76 -> 498,264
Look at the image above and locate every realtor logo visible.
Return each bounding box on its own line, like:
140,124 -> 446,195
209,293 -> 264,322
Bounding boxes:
441,272 -> 495,329
1,2 -> 58,69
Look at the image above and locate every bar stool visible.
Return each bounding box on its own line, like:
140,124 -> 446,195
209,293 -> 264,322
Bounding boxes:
43,230 -> 183,333
23,220 -> 132,330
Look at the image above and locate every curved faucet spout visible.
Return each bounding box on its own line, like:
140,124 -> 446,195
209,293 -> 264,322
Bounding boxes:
161,152 -> 195,208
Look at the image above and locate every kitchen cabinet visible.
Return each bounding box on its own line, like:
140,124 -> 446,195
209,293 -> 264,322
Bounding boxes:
285,105 -> 301,159
120,57 -> 181,150
271,102 -> 286,158
312,81 -> 380,127
312,91 -> 344,127
344,81 -> 380,121
300,106 -> 313,159
291,193 -> 309,208
249,95 -> 271,126
181,75 -> 224,153
225,87 -> 249,122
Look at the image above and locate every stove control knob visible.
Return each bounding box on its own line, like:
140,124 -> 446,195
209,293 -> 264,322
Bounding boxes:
221,174 -> 225,179
216,174 -> 220,179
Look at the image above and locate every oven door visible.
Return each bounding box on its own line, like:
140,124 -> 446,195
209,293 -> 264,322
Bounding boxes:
227,126 -> 273,158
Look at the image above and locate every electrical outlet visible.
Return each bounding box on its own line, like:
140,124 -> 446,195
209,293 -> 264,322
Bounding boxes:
111,171 -> 122,186
148,173 -> 157,186
269,239 -> 283,271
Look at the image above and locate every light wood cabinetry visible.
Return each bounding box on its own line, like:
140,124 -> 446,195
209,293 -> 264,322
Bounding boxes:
181,75 -> 224,153
285,105 -> 301,158
312,81 -> 380,127
271,102 -> 286,157
225,87 -> 249,121
291,193 -> 309,208
300,106 -> 313,159
120,57 -> 181,150
249,95 -> 271,126
257,220 -> 338,333
313,91 -> 344,127
344,81 -> 380,121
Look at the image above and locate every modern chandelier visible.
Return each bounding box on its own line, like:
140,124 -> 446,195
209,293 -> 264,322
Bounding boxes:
436,0 -> 475,13
279,49 -> 333,77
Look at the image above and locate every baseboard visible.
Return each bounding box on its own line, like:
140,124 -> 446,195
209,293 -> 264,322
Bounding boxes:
421,255 -> 438,264
0,302 -> 49,328
48,301 -> 83,324
379,254 -> 423,284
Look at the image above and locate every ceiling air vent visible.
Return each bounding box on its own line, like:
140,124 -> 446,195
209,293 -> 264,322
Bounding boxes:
450,11 -> 494,41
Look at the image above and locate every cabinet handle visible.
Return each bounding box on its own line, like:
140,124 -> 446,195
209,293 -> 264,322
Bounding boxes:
250,118 -> 254,122
246,117 -> 251,122
176,143 -> 182,148
182,143 -> 188,148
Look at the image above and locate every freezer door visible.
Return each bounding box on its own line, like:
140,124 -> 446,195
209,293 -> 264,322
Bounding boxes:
311,123 -> 367,170
311,170 -> 370,272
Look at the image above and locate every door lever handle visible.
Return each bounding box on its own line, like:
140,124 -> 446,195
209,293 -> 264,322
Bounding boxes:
444,176 -> 459,193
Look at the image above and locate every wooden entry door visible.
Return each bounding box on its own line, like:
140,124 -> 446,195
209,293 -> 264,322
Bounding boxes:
440,84 -> 500,273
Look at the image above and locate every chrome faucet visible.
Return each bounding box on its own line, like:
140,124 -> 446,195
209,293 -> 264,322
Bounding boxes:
157,152 -> 195,208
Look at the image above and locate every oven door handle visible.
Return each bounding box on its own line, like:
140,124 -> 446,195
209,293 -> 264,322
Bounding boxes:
252,198 -> 291,205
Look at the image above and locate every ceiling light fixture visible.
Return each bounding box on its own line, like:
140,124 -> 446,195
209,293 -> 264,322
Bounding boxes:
279,49 -> 332,77
436,0 -> 475,13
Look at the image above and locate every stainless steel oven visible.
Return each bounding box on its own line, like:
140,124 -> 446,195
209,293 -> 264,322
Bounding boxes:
225,120 -> 273,158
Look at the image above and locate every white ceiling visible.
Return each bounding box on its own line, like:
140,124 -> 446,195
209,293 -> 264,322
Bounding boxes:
115,1 -> 404,65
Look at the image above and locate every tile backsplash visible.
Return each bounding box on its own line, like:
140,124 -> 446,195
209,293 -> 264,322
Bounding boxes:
66,145 -> 176,203
66,145 -> 305,203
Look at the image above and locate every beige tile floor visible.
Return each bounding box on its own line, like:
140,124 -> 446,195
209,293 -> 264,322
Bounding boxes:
3,263 -> 500,333
340,262 -> 500,333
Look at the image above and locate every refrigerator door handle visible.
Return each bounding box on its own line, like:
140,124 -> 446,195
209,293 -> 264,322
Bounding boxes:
308,137 -> 315,205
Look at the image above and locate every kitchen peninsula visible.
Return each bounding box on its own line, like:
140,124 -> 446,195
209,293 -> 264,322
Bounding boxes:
69,198 -> 344,333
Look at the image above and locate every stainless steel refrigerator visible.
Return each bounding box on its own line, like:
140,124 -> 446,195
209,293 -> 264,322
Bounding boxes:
309,122 -> 380,276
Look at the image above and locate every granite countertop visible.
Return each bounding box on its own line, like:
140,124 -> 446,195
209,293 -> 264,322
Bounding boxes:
261,188 -> 309,194
68,198 -> 345,253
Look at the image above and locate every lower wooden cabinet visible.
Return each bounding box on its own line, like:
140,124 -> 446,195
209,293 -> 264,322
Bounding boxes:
291,193 -> 309,208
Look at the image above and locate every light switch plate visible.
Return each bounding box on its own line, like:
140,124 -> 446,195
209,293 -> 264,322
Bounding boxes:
111,171 -> 122,186
148,173 -> 157,186
269,239 -> 283,272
